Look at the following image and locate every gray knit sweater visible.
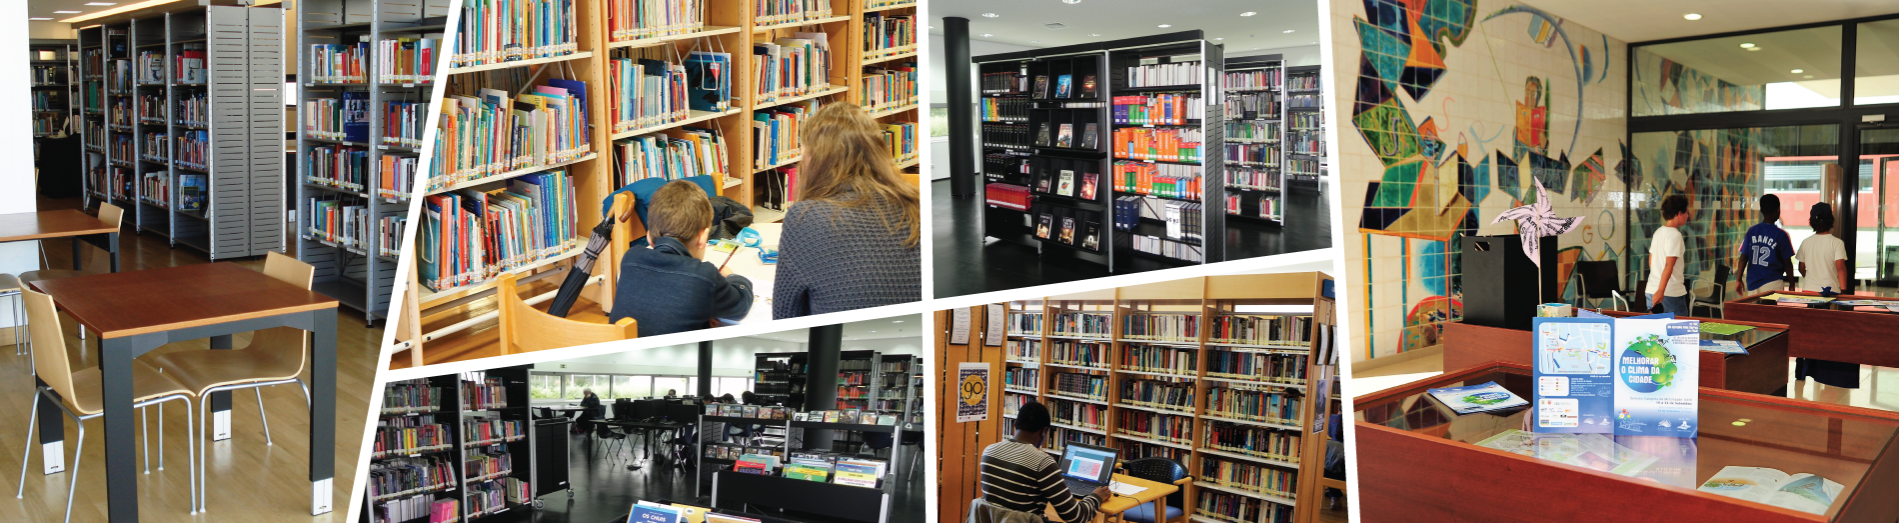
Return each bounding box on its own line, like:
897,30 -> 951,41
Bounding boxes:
772,192 -> 921,318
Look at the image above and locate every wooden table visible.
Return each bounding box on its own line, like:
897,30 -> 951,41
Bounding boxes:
28,263 -> 340,521
1441,311 -> 1793,396
1725,292 -> 1899,369
1040,473 -> 1178,522
699,223 -> 782,324
0,209 -> 121,272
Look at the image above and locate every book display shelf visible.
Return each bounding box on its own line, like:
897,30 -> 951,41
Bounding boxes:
974,31 -> 1224,272
31,40 -> 76,144
755,351 -> 811,406
299,0 -> 449,326
699,405 -> 904,523
1283,66 -> 1324,183
394,0 -> 918,361
1220,55 -> 1284,225
983,273 -> 1340,523
366,366 -> 536,523
77,5 -> 284,260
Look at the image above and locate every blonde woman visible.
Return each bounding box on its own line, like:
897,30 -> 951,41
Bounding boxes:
773,103 -> 922,318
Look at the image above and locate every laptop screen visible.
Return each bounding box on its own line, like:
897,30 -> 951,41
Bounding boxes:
1060,445 -> 1116,483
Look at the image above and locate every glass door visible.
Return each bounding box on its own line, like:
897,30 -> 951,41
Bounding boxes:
1861,127 -> 1899,291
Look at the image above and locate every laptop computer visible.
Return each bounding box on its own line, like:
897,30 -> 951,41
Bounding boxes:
1055,443 -> 1118,496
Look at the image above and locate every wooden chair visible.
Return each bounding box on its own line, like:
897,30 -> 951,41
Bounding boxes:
496,272 -> 635,354
20,203 -> 123,286
140,252 -> 314,513
15,287 -> 199,521
901,171 -> 920,188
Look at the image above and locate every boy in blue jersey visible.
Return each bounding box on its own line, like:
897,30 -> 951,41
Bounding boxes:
1737,194 -> 1794,294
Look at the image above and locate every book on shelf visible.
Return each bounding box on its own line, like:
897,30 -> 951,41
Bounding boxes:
862,12 -> 915,55
754,0 -> 833,25
1113,127 -> 1203,163
419,170 -> 579,292
882,122 -> 917,163
609,54 -> 690,132
753,34 -> 831,102
753,101 -> 816,169
378,35 -> 441,84
306,197 -> 371,252
430,80 -> 592,190
612,126 -> 729,186
685,51 -> 734,112
1054,124 -> 1073,148
1223,68 -> 1283,90
1113,161 -> 1201,200
606,0 -> 706,42
454,0 -> 580,67
1113,93 -> 1203,125
859,63 -> 916,110
1126,56 -> 1203,88
309,40 -> 369,83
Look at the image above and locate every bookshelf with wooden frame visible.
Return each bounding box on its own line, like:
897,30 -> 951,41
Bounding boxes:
299,0 -> 450,326
1041,289 -> 1115,456
856,0 -> 919,184
77,5 -> 284,261
1220,54 -> 1285,225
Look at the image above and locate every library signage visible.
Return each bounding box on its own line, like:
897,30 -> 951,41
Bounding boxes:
957,362 -> 991,422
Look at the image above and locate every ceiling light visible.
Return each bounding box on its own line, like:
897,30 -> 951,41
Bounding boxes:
1063,0 -> 1082,3
1240,11 -> 1257,16
981,12 -> 999,18
982,33 -> 993,37
1089,33 -> 1101,36
1804,75 -> 1815,78
85,2 -> 119,5
870,330 -> 878,333
1283,30 -> 1295,33
1683,13 -> 1702,20
1158,24 -> 1171,28
61,0 -> 182,23
29,17 -> 52,20
893,320 -> 903,323
1215,37 -> 1224,40
1791,69 -> 1804,73
1739,42 -> 1755,48
1030,40 -> 1039,43
54,11 -> 81,13
1746,47 -> 1762,51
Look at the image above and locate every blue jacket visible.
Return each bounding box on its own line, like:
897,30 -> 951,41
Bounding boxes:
609,236 -> 754,336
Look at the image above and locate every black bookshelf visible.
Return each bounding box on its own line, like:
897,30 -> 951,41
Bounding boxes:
1106,39 -> 1225,266
1221,54 -> 1285,225
1284,65 -> 1326,184
363,366 -> 538,523
753,352 -> 809,406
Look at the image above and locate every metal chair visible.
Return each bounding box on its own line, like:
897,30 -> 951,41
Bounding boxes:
1571,260 -> 1630,311
1689,263 -> 1731,318
1119,457 -> 1190,523
0,274 -> 23,357
14,287 -> 200,521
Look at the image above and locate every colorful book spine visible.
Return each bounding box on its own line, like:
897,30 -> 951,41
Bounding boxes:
606,0 -> 706,42
453,0 -> 580,67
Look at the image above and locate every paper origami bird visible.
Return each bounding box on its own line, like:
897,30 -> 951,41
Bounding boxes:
1489,177 -> 1583,267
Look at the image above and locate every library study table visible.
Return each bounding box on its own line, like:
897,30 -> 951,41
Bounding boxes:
1355,363 -> 1899,521
1724,292 -> 1899,369
700,222 -> 781,324
29,263 -> 340,521
0,209 -> 121,272
1442,311 -> 1792,395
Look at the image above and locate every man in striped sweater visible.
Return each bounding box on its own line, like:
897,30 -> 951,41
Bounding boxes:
979,401 -> 1109,523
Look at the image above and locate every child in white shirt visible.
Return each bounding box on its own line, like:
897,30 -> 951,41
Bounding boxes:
1796,202 -> 1848,294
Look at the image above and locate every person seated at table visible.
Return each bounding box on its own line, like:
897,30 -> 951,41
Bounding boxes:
573,388 -> 602,434
978,401 -> 1106,523
774,103 -> 921,319
609,180 -> 755,335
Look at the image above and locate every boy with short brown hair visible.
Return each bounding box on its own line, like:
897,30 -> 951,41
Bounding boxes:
609,180 -> 753,335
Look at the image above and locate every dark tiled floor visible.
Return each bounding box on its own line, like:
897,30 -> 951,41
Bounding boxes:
484,431 -> 926,523
934,179 -> 1333,298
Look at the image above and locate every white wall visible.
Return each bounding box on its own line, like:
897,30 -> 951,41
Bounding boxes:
929,34 -> 1040,181
30,22 -> 74,40
3,6 -> 41,329
1228,45 -> 1322,67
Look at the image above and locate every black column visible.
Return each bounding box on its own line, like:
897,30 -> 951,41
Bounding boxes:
804,325 -> 843,449
946,16 -> 976,197
698,340 -> 714,398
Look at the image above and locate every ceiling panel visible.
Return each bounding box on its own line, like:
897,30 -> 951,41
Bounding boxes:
928,0 -> 1318,55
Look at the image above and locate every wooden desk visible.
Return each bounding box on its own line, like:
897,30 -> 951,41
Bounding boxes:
1725,292 -> 1899,369
0,209 -> 121,272
1441,312 -> 1793,396
1041,473 -> 1178,523
29,263 -> 340,521
700,223 -> 782,324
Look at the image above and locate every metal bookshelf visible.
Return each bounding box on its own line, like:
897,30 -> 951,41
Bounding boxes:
78,5 -> 283,260
1284,65 -> 1325,184
364,366 -> 538,523
1221,55 -> 1285,225
30,40 -> 76,143
297,0 -> 449,326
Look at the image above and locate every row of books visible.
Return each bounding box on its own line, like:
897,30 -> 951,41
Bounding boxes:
1053,311 -> 1112,338
453,0 -> 580,68
138,132 -> 168,162
131,94 -> 163,121
755,36 -> 831,103
1288,130 -> 1325,156
861,13 -> 915,54
1121,344 -> 1197,375
1207,352 -> 1307,383
1286,158 -> 1322,176
105,59 -> 133,91
1205,420 -> 1302,463
1048,339 -> 1109,367
605,0 -> 705,42
1003,392 -> 1030,416
1123,313 -> 1198,342
465,479 -> 514,516
174,45 -> 206,84
981,97 -> 1029,122
1113,161 -> 1200,200
882,121 -> 917,163
1051,372 -> 1106,399
1205,387 -> 1301,425
1031,120 -> 1100,150
706,444 -> 777,461
1286,74 -> 1321,91
1121,440 -> 1190,463
1112,94 -> 1202,125
1116,410 -> 1192,443
608,55 -> 690,133
381,155 -> 421,200
1003,367 -> 1039,390
305,95 -> 368,142
30,65 -> 67,86
32,114 -> 66,136
108,98 -> 133,126
306,199 -> 377,253
1227,167 -> 1281,191
431,82 -> 592,190
1290,110 -> 1323,130
753,0 -> 834,26
1224,69 -> 1282,91
984,183 -> 1030,210
980,71 -> 1026,94
464,452 -> 513,479
374,416 -> 450,456
1287,94 -> 1322,108
1200,457 -> 1296,498
1226,143 -> 1278,167
463,419 -> 525,447
859,64 -> 917,110
1210,314 -> 1313,345
463,378 -> 511,409
1130,234 -> 1202,263
306,145 -> 371,190
1007,313 -> 1043,337
1049,425 -> 1106,452
1051,397 -> 1106,430
1126,58 -> 1201,88
1113,127 -> 1202,163
1226,194 -> 1278,219
1226,121 -> 1279,143
751,102 -> 814,169
1113,196 -> 1203,241
109,135 -> 135,161
1116,382 -> 1192,414
1196,491 -> 1292,523
612,127 -> 729,186
1226,91 -> 1280,120
382,379 -> 447,413
373,494 -> 457,523
1031,167 -> 1099,200
386,101 -> 429,148
309,43 -> 370,83
174,131 -> 210,169
367,456 -> 454,501
1028,74 -> 1098,100
176,91 -> 207,126
1030,204 -> 1103,252
1007,337 -> 1040,360
379,36 -> 442,84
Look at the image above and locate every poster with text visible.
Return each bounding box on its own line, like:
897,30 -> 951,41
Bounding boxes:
1532,317 -> 1616,433
957,362 -> 991,422
1612,319 -> 1699,437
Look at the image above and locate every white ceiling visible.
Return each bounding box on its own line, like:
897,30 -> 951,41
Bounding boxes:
1524,0 -> 1898,43
29,0 -> 155,21
929,0 -> 1318,54
743,314 -> 924,344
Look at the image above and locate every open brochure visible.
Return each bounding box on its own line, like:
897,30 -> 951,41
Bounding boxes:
1425,381 -> 1528,415
1474,430 -> 1658,477
1533,316 -> 1699,437
1698,466 -> 1842,515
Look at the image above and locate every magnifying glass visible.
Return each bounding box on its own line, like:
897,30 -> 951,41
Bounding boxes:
719,227 -> 764,271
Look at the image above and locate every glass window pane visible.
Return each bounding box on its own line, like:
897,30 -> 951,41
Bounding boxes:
1857,128 -> 1899,283
565,375 -> 606,400
1634,26 -> 1844,116
653,377 -> 689,398
1856,20 -> 1899,105
610,376 -> 651,399
529,374 -> 562,400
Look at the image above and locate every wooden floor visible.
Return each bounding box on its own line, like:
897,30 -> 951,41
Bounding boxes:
0,196 -> 382,522
389,277 -> 607,370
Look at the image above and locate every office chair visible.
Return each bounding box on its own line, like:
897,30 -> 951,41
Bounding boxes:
1572,260 -> 1630,311
1120,457 -> 1191,523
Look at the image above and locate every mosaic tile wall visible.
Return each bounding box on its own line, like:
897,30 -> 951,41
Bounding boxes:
1332,0 -> 1630,362
1631,49 -> 1766,117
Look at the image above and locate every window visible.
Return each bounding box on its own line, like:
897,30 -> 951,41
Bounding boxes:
529,374 -> 562,400
610,375 -> 652,399
713,377 -> 753,398
1855,19 -> 1899,105
565,375 -> 608,400
1633,26 -> 1844,116
653,377 -> 690,398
